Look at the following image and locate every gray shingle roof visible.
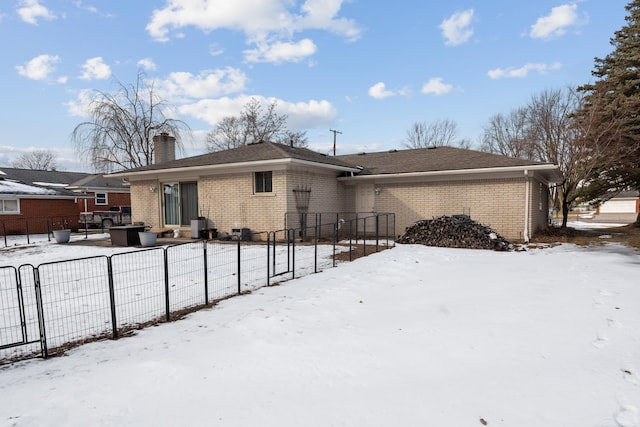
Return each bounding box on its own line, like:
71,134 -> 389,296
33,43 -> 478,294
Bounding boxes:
0,167 -> 128,190
119,141 -> 359,173
337,146 -> 554,175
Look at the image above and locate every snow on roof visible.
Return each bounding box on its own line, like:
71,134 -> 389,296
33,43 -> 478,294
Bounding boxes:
32,181 -> 69,188
0,179 -> 59,195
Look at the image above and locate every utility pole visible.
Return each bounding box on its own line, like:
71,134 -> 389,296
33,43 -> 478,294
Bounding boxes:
329,129 -> 342,156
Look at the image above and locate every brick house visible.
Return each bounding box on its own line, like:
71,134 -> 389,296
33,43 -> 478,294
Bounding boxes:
109,136 -> 562,242
0,168 -> 130,234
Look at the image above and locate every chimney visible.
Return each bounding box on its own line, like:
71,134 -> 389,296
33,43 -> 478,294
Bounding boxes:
153,132 -> 176,164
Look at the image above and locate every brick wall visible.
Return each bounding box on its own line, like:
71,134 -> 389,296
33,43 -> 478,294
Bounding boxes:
128,170 -> 551,242
197,171 -> 288,237
130,180 -> 161,228
366,176 -> 548,241
1,198 -> 79,234
286,167 -> 346,217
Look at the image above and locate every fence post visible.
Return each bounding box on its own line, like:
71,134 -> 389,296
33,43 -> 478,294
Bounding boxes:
363,216 -> 367,257
290,229 -> 296,280
203,240 -> 209,305
106,257 -> 118,339
237,238 -> 241,295
333,223 -> 337,268
2,221 -> 6,248
163,248 -> 170,321
314,216 -> 319,274
267,233 -> 271,287
375,214 -> 380,252
32,266 -> 48,359
25,220 -> 30,245
349,220 -> 353,262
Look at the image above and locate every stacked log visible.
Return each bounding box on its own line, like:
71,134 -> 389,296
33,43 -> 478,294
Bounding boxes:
396,215 -> 513,251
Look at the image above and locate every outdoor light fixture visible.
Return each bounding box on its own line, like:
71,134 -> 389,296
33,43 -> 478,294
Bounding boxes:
149,185 -> 157,193
374,186 -> 381,195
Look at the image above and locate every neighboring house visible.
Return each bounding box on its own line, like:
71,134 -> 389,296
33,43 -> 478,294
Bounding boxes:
596,190 -> 640,219
0,167 -> 130,234
108,137 -> 562,242
0,167 -> 131,214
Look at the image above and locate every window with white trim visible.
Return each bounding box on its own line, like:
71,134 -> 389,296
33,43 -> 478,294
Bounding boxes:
95,192 -> 108,205
0,198 -> 20,214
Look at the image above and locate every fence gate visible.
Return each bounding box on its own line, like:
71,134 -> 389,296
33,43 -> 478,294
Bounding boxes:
0,265 -> 43,357
267,229 -> 296,284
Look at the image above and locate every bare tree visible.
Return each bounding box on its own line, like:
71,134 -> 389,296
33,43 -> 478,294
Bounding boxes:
404,119 -> 460,148
72,71 -> 190,172
480,108 -> 534,159
481,87 -> 615,227
11,149 -> 58,170
206,98 -> 307,152
275,129 -> 309,147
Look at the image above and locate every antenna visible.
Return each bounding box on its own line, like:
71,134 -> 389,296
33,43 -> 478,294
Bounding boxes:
329,129 -> 342,156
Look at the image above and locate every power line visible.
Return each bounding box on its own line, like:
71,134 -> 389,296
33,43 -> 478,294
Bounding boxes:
329,129 -> 342,156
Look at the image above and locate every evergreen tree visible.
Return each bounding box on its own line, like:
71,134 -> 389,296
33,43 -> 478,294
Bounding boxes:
576,0 -> 640,225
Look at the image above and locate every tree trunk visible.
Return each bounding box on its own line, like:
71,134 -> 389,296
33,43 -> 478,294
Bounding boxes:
561,197 -> 569,228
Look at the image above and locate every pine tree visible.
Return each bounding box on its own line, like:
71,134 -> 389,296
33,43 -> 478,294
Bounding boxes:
576,0 -> 640,225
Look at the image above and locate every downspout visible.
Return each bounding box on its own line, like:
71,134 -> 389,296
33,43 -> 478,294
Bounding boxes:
523,170 -> 530,243
156,180 -> 162,228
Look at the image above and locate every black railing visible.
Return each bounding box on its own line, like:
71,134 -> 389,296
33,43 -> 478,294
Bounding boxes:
0,214 -> 395,364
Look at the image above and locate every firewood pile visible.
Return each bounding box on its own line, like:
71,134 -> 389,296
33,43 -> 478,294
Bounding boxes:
396,215 -> 513,251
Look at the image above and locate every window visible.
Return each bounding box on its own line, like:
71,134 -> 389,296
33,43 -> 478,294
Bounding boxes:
163,182 -> 198,226
95,192 -> 108,205
254,171 -> 272,193
0,198 -> 20,214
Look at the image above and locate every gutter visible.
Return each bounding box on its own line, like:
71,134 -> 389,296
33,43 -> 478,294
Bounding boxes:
337,163 -> 562,182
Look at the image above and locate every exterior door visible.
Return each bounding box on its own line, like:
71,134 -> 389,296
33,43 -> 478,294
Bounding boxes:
356,183 -> 375,213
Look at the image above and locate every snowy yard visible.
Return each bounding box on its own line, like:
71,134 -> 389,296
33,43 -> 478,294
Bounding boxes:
1,229 -> 640,426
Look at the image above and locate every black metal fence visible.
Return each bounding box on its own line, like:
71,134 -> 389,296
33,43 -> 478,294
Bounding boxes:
0,214 -> 395,364
0,215 -> 83,248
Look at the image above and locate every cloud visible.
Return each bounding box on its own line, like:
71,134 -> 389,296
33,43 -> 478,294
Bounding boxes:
16,54 -> 61,80
179,95 -> 336,129
79,57 -> 111,80
17,0 -> 57,25
65,89 -> 96,117
421,78 -> 453,95
209,44 -> 224,57
137,57 -> 157,71
73,0 -> 98,13
155,67 -> 248,101
487,62 -> 562,79
244,38 -> 317,63
368,82 -> 396,100
530,3 -> 586,40
439,9 -> 474,46
145,0 -> 362,63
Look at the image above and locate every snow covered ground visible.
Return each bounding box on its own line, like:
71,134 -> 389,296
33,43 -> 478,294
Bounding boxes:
1,226 -> 640,426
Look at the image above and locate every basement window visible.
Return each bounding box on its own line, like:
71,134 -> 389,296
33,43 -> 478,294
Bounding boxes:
254,171 -> 273,193
0,198 -> 20,214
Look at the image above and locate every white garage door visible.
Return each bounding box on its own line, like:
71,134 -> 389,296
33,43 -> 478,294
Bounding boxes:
599,200 -> 637,213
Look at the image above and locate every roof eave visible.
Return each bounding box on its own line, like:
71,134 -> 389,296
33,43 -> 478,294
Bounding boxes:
338,164 -> 563,183
107,158 -> 360,179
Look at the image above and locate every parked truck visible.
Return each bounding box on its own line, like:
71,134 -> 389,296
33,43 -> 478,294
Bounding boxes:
80,206 -> 132,229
